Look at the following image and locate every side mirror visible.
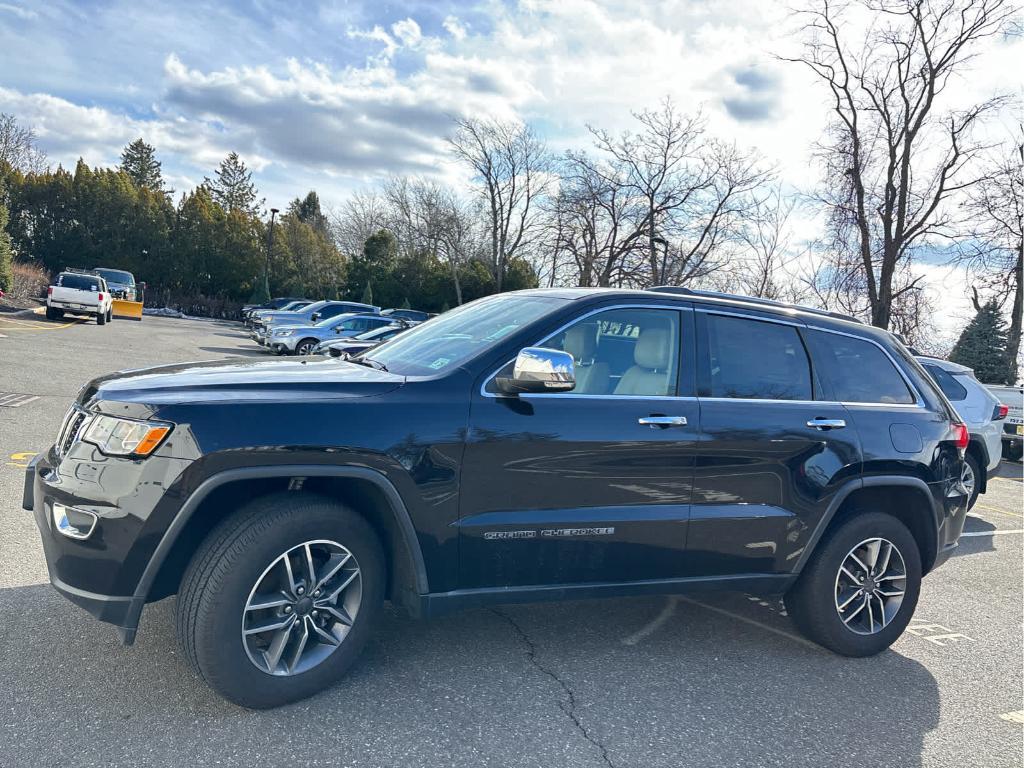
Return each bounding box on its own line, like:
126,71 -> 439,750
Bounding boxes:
496,347 -> 575,395
311,312 -> 321,322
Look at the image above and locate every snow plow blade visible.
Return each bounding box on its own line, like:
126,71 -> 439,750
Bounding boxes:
112,299 -> 143,321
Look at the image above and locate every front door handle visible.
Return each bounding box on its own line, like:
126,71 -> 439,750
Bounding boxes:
806,418 -> 846,430
639,415 -> 688,428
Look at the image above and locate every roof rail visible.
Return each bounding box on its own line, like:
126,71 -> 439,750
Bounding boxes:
648,286 -> 862,324
63,266 -> 101,276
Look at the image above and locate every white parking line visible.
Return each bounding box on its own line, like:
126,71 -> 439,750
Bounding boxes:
960,530 -> 1024,537
678,596 -> 824,652
622,596 -> 679,645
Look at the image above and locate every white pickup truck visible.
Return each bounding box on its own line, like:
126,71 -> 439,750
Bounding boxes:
46,271 -> 114,325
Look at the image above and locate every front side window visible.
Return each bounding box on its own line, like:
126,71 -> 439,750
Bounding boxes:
541,308 -> 681,396
807,330 -> 915,404
702,314 -> 812,401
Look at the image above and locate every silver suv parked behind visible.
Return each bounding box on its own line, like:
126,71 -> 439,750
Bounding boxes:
917,356 -> 1005,508
268,314 -> 404,355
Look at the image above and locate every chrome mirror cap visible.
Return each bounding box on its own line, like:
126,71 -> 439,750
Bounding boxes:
497,347 -> 575,394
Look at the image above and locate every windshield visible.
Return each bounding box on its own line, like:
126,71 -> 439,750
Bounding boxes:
360,294 -> 564,376
295,301 -> 328,314
279,301 -> 305,311
315,313 -> 356,328
94,269 -> 134,285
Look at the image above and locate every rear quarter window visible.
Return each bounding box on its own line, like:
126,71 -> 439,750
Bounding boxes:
806,330 -> 915,405
921,364 -> 968,401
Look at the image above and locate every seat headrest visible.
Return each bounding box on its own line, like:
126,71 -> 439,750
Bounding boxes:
634,327 -> 671,370
563,323 -> 597,362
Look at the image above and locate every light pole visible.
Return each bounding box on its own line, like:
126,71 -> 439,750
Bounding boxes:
652,236 -> 669,285
264,207 -> 279,298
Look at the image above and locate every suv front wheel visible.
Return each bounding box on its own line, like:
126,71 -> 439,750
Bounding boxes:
785,512 -> 921,656
176,492 -> 385,708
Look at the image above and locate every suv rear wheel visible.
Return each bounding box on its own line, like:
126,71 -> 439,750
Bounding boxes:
296,339 -> 318,355
176,492 -> 384,708
785,512 -> 921,656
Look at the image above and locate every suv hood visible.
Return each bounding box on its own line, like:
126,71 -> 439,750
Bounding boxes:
80,356 -> 404,408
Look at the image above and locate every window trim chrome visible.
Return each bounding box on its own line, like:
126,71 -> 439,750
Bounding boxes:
479,300 -> 926,409
480,302 -> 692,400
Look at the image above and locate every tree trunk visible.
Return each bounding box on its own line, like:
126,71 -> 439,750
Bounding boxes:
1006,243 -> 1023,383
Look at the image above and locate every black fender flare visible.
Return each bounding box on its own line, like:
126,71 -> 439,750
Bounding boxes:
120,465 -> 428,644
790,475 -> 940,577
965,438 -> 990,494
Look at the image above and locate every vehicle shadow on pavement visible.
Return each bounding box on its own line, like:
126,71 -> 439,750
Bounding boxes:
1,585 -> 939,768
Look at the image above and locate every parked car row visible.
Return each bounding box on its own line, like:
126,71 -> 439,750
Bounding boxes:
241,297 -> 431,356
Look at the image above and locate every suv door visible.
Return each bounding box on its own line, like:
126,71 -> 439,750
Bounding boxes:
460,304 -> 700,589
688,310 -> 862,577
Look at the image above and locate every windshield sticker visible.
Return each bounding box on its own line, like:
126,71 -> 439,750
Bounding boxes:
429,357 -> 450,370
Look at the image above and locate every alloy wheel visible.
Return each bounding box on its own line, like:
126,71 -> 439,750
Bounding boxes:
833,537 -> 906,636
961,460 -> 976,500
242,539 -> 362,676
297,341 -> 316,355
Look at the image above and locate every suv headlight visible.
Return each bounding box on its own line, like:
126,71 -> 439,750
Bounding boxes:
82,414 -> 172,457
274,329 -> 294,337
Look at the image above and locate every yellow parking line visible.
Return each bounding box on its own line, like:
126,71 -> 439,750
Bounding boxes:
0,316 -> 82,331
973,503 -> 1023,519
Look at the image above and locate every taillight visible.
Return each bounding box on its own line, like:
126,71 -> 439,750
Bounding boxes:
993,403 -> 1009,420
98,293 -> 104,301
952,423 -> 969,450
47,286 -> 53,296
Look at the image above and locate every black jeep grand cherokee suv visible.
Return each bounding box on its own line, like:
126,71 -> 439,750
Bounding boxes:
25,288 -> 970,708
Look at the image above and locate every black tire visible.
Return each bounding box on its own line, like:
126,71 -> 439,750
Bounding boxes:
296,339 -> 317,355
107,309 -> 113,322
176,493 -> 385,708
1005,442 -> 1022,462
97,311 -> 106,325
45,306 -> 62,320
784,511 -> 921,657
963,452 -> 981,510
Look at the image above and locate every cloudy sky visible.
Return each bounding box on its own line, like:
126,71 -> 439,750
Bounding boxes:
1,0 -> 1020,337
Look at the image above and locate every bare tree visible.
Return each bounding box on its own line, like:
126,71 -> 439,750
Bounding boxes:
955,130 -> 1023,380
0,113 -> 48,174
330,189 -> 389,257
448,117 -> 550,291
786,0 -> 1015,329
728,185 -> 808,301
382,177 -> 482,304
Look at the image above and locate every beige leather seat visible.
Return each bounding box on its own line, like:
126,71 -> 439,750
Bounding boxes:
614,327 -> 674,396
562,324 -> 610,395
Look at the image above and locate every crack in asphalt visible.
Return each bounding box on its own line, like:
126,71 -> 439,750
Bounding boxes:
490,608 -> 616,768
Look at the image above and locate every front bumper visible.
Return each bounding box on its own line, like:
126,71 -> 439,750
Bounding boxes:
25,443 -> 192,644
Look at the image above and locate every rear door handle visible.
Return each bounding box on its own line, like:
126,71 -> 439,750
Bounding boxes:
806,418 -> 846,430
639,415 -> 688,427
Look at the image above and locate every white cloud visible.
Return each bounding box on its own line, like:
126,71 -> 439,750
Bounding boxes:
390,18 -> 422,48
0,2 -> 36,20
442,15 -> 467,41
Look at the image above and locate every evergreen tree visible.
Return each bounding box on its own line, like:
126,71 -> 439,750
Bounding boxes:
949,300 -> 1012,384
290,191 -> 328,234
400,296 -> 411,309
119,138 -> 163,193
205,152 -> 262,216
0,198 -> 13,293
361,280 -> 373,305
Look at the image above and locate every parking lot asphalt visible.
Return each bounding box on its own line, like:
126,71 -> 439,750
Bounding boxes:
1,311 -> 1021,768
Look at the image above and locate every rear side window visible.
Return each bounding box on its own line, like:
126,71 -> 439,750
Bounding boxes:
922,364 -> 968,401
702,314 -> 812,400
807,330 -> 915,405
58,274 -> 100,291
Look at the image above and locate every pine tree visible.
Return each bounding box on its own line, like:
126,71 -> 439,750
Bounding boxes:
291,191 -> 328,234
119,139 -> 164,193
0,199 -> 13,293
205,152 -> 262,216
949,300 -> 1012,384
361,280 -> 373,305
